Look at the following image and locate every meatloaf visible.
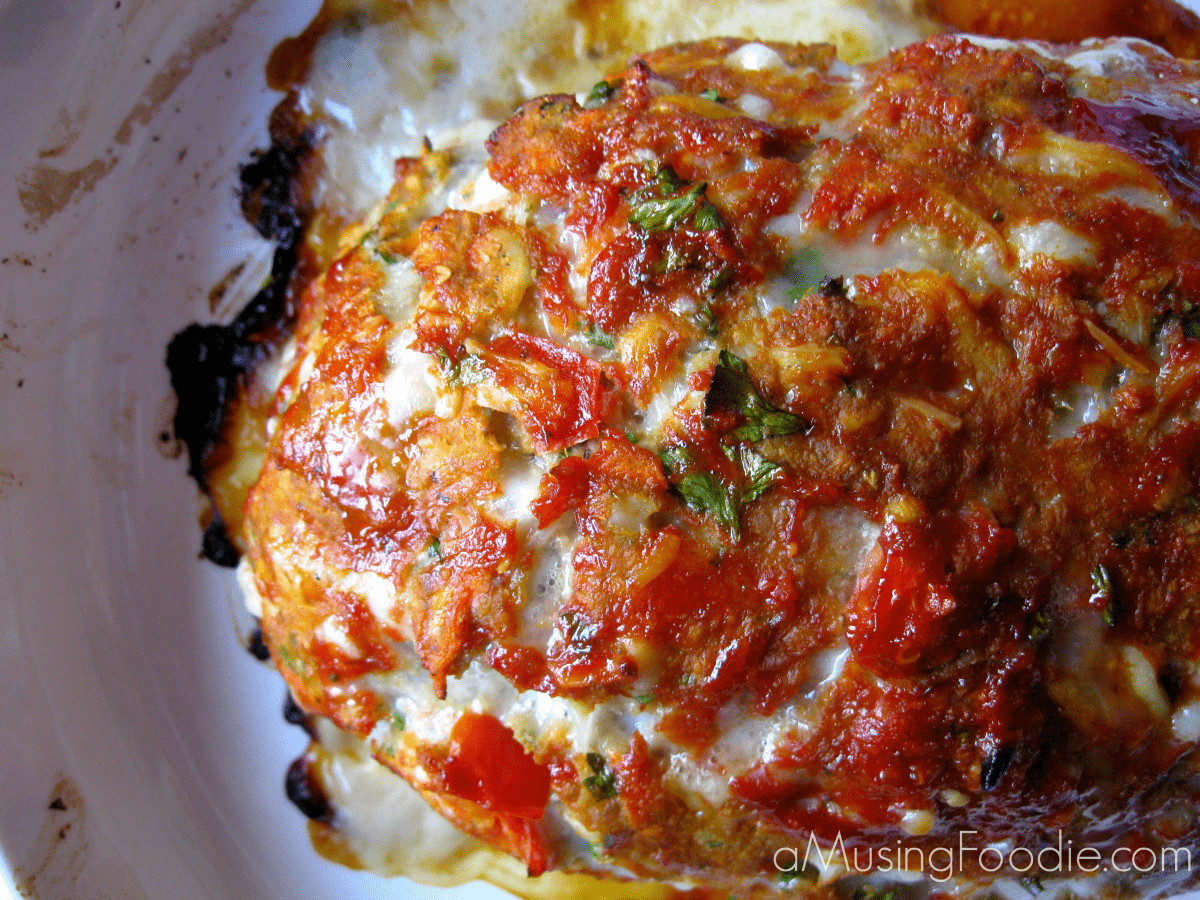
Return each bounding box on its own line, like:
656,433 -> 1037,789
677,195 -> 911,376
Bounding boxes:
235,34 -> 1200,896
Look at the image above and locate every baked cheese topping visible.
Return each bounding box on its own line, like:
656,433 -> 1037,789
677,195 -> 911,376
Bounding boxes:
238,33 -> 1200,897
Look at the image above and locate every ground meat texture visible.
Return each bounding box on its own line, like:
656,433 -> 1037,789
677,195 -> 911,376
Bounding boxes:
237,35 -> 1200,895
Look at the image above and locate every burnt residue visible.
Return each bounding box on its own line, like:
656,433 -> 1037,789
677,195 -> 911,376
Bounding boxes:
166,108 -> 317,566
285,752 -> 334,823
283,690 -> 317,738
202,512 -> 241,567
246,626 -> 271,661
981,744 -> 1015,792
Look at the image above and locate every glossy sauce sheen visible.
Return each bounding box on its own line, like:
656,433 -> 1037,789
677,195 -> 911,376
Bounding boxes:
237,34 -> 1200,895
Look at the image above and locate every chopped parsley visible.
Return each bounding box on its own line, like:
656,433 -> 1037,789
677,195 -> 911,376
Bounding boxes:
630,182 -> 707,232
652,164 -> 683,194
585,80 -> 615,107
583,321 -> 615,349
724,443 -> 781,504
426,536 -> 443,560
634,693 -> 655,707
700,88 -> 723,102
390,711 -> 407,732
675,469 -> 740,535
784,248 -> 828,300
583,752 -> 618,800
696,302 -> 720,337
658,444 -> 693,475
1030,608 -> 1052,641
705,349 -> 809,442
706,265 -> 735,295
628,166 -> 723,233
692,199 -> 724,231
657,354 -> 809,538
661,442 -> 784,540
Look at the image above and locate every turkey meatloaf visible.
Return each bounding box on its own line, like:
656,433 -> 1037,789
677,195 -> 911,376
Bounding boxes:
236,34 -> 1200,894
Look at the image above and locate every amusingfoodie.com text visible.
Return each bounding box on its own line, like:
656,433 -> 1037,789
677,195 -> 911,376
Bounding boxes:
774,831 -> 1193,884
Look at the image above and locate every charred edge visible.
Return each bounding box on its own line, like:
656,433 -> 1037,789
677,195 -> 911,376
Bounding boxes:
981,745 -> 1015,792
165,125 -> 316,566
202,511 -> 240,568
818,275 -> 847,299
283,690 -> 317,738
246,627 -> 271,661
285,753 -> 333,823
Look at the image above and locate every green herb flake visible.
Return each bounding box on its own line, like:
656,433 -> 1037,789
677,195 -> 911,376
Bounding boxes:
659,445 -> 693,475
706,266 -> 735,295
784,248 -> 828,300
584,321 -> 616,349
652,164 -> 683,195
374,246 -> 399,265
693,199 -> 724,232
700,88 -> 723,102
724,444 -> 781,504
1030,608 -> 1052,641
634,693 -> 655,707
629,182 -> 708,232
427,536 -> 443,560
676,470 -> 740,536
390,711 -> 407,732
706,349 -> 809,442
696,303 -> 720,337
585,80 -> 615,107
583,752 -> 618,800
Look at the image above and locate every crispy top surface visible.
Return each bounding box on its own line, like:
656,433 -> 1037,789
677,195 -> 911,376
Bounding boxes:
241,35 -> 1200,888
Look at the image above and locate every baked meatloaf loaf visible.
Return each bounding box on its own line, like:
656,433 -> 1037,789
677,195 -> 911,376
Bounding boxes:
234,34 -> 1200,896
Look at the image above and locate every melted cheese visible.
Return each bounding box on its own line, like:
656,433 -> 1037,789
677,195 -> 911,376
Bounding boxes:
231,7 -> 1200,897
301,0 -> 937,220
